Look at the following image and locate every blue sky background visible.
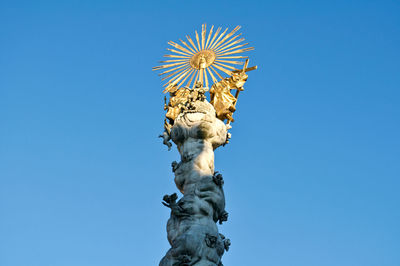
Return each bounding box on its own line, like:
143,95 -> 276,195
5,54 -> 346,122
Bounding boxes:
1,0 -> 399,265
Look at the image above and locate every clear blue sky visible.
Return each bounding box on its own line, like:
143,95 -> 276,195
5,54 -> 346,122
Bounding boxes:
1,0 -> 399,265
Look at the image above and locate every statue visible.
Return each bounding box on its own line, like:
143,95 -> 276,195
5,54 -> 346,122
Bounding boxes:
153,24 -> 257,266
209,81 -> 237,122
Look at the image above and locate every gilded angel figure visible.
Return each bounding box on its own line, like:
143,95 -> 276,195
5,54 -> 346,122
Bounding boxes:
210,69 -> 249,122
165,86 -> 191,122
210,81 -> 237,122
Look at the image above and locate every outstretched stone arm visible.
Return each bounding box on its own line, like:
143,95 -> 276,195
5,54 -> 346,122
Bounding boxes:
159,130 -> 172,151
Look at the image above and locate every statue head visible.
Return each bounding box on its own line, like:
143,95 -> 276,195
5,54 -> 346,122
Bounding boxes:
199,54 -> 207,69
231,72 -> 248,88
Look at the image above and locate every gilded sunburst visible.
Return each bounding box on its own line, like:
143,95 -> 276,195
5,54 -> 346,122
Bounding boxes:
153,24 -> 254,93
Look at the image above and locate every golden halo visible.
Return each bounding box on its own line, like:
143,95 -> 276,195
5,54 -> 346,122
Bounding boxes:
189,50 -> 216,69
153,24 -> 254,93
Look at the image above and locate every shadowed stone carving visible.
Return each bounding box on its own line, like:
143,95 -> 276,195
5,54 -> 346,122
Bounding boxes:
159,96 -> 231,266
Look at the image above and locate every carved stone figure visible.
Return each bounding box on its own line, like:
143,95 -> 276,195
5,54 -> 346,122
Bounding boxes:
212,172 -> 224,187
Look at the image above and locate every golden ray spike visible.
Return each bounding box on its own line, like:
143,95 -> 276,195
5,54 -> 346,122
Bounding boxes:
207,67 -> 218,83
160,64 -> 190,80
186,68 -> 197,87
179,39 -> 197,54
153,61 -> 187,70
209,28 -> 228,50
214,36 -> 243,54
164,54 -> 191,59
161,66 -> 190,82
206,27 -> 221,50
201,24 -> 206,50
159,59 -> 189,63
163,87 -> 175,93
209,65 -> 223,79
214,36 -> 244,53
186,35 -> 199,52
158,63 -> 189,76
205,25 -> 214,50
212,63 -> 233,76
193,70 -> 200,88
162,65 -> 191,85
216,43 -> 249,55
217,56 -> 248,59
195,30 -> 201,52
161,69 -> 187,82
218,47 -> 254,56
164,81 -> 181,93
167,48 -> 191,56
215,59 -> 244,65
161,69 -> 190,82
153,61 -> 186,70
198,67 -> 204,84
168,41 -> 194,55
177,68 -> 195,88
163,67 -> 192,88
212,25 -> 241,51
214,62 -> 236,70
204,68 -> 209,88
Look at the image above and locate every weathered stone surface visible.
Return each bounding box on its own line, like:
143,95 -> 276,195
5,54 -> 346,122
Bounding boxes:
160,98 -> 230,266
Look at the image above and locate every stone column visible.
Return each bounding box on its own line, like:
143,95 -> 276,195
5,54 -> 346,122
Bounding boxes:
160,99 -> 231,266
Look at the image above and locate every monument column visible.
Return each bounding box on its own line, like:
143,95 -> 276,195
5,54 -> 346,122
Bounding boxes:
153,24 -> 257,266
